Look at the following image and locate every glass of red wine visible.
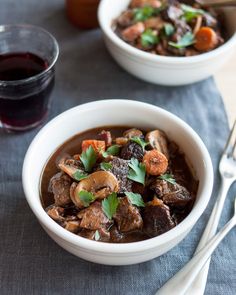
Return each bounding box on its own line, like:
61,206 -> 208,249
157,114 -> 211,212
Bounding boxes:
0,24 -> 59,132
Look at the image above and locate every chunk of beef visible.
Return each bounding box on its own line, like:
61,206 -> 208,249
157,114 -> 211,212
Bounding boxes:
111,157 -> 133,193
172,209 -> 190,225
98,130 -> 112,146
117,10 -> 134,27
123,128 -> 144,139
77,201 -> 112,230
49,172 -> 72,206
150,179 -> 193,207
161,5 -> 183,22
114,197 -> 143,232
151,179 -> 170,196
121,22 -> 145,42
202,12 -> 217,29
144,17 -> 165,30
143,199 -> 175,237
110,225 -> 124,243
120,141 -> 144,161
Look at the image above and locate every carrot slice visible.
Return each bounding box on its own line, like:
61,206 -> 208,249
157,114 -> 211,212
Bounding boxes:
143,149 -> 168,176
81,140 -> 106,155
194,27 -> 218,52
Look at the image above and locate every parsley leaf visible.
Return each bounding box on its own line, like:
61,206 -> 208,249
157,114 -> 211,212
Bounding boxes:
164,23 -> 175,36
102,145 -> 120,158
133,6 -> 155,21
141,29 -> 159,48
128,158 -> 146,185
78,190 -> 95,207
100,162 -> 112,171
158,174 -> 176,185
168,32 -> 195,49
94,230 -> 100,241
102,192 -> 119,220
181,4 -> 205,22
131,136 -> 149,151
73,169 -> 88,181
133,5 -> 165,21
125,192 -> 145,207
80,145 -> 97,172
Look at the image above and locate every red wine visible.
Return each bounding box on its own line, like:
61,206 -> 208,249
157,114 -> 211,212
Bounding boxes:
0,52 -> 54,131
0,52 -> 48,81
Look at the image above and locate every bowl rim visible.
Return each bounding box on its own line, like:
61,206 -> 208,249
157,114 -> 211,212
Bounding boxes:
22,99 -> 214,254
98,0 -> 236,65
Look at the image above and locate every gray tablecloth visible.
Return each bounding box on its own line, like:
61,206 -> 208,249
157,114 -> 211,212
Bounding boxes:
0,1 -> 235,294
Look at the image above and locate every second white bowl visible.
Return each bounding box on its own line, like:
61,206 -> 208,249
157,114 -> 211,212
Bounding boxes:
98,0 -> 236,86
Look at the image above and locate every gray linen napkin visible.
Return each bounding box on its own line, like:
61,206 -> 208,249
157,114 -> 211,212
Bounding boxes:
0,0 -> 235,294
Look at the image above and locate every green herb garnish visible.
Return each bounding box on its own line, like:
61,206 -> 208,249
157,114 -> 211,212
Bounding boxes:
133,6 -> 155,21
102,192 -> 119,220
128,158 -> 146,185
168,32 -> 195,49
78,190 -> 95,207
164,23 -> 175,36
94,230 -> 100,241
131,136 -> 149,151
73,169 -> 88,181
133,4 -> 165,22
100,162 -> 112,171
181,4 -> 205,22
158,174 -> 176,185
141,29 -> 159,48
80,145 -> 97,172
125,192 -> 145,207
102,145 -> 120,158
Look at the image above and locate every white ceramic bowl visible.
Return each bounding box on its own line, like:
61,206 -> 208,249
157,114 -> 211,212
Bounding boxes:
22,99 -> 213,265
98,0 -> 236,85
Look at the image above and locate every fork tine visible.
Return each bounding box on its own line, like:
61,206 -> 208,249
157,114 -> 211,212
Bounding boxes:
233,136 -> 236,160
223,119 -> 236,157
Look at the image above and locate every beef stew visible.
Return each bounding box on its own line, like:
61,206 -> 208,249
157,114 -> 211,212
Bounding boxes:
40,126 -> 198,243
113,0 -> 225,56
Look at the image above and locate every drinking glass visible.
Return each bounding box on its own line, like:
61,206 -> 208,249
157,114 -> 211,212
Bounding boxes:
0,24 -> 59,132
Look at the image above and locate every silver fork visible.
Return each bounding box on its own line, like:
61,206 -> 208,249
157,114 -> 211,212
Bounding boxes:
198,0 -> 236,8
156,197 -> 236,295
184,120 -> 236,295
156,119 -> 236,295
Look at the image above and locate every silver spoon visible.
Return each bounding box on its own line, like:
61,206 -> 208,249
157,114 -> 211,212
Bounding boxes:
155,197 -> 236,295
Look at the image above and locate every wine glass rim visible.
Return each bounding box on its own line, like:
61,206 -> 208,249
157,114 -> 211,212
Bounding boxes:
0,24 -> 59,85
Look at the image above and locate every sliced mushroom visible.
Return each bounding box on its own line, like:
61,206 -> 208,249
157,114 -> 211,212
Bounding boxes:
64,220 -> 80,233
46,205 -> 65,222
70,171 -> 119,208
115,137 -> 129,146
58,157 -> 83,179
145,129 -> 169,159
123,128 -> 143,139
193,15 -> 203,35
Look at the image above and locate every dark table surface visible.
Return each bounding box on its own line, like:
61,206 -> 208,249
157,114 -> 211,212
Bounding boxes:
0,1 -> 235,294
